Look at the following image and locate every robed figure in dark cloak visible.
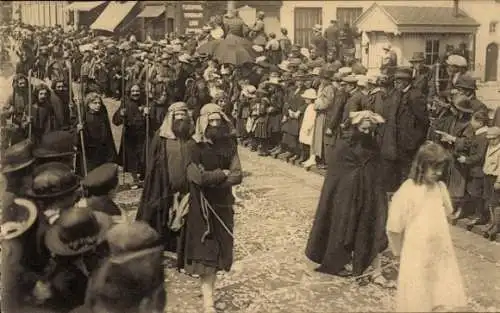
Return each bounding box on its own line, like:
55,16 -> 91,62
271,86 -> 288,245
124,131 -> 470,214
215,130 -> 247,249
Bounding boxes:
136,102 -> 195,252
112,84 -> 152,187
76,93 -> 117,175
178,103 -> 242,312
305,110 -> 388,279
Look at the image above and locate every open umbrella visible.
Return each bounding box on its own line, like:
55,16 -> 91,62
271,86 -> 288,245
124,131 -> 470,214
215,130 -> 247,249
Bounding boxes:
197,34 -> 257,65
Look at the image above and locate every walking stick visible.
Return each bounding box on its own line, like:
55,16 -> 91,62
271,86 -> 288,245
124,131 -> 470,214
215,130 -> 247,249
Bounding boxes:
144,62 -> 150,171
67,60 -> 77,172
27,69 -> 33,140
120,56 -> 127,187
70,60 -> 88,176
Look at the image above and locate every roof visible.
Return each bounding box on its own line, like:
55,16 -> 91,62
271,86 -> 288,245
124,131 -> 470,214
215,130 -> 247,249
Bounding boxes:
65,1 -> 107,12
381,5 -> 479,26
91,1 -> 138,33
355,3 -> 479,28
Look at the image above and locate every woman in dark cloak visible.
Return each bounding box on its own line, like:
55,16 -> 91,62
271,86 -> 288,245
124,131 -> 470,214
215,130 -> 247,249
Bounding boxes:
76,92 -> 117,175
112,84 -> 151,188
305,110 -> 390,286
178,103 -> 242,313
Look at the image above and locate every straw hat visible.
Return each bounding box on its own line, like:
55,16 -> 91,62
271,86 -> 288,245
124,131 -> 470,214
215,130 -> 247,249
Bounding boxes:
447,54 -> 467,67
0,198 -> 38,240
302,88 -> 317,100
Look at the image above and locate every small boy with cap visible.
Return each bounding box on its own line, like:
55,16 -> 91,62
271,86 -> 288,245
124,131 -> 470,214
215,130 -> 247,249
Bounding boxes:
482,126 -> 500,240
81,163 -> 124,222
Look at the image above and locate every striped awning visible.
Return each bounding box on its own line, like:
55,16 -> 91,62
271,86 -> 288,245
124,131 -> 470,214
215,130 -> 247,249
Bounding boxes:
65,1 -> 106,12
137,5 -> 165,18
91,1 -> 138,33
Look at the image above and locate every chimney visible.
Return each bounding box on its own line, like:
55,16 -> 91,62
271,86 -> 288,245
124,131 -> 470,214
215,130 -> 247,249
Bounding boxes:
453,0 -> 460,17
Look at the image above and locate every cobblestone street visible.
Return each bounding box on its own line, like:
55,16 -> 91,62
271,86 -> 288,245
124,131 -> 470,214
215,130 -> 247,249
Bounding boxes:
97,90 -> 500,312
0,73 -> 499,312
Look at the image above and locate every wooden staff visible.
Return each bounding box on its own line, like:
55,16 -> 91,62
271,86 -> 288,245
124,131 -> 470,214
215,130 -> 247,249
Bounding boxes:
70,60 -> 88,176
27,69 -> 33,140
67,60 -> 77,172
144,62 -> 150,170
120,56 -> 127,186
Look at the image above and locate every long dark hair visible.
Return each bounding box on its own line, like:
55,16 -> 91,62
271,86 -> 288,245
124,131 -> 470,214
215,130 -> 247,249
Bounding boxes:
409,142 -> 451,185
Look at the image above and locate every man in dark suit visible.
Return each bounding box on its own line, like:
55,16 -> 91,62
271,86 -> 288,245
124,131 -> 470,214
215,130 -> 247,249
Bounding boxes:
408,52 -> 430,98
378,67 -> 429,192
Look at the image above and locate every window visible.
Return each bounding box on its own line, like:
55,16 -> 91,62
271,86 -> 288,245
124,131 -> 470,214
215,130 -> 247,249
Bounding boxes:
425,39 -> 440,65
490,21 -> 497,33
166,18 -> 174,34
294,7 -> 322,47
336,7 -> 363,28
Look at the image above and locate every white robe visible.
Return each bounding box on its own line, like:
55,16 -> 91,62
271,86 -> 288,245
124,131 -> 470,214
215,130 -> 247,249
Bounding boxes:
387,179 -> 467,312
299,103 -> 316,145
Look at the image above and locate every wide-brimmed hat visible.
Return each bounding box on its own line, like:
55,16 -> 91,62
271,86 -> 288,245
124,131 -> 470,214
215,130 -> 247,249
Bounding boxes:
302,88 -> 317,100
267,72 -> 281,85
45,205 -> 112,256
278,60 -> 290,72
486,126 -> 500,139
33,130 -> 75,159
446,54 -> 467,67
357,75 -> 369,87
252,45 -> 264,53
26,162 -> 80,199
0,139 -> 35,174
338,67 -> 353,76
394,67 -> 413,80
82,163 -> 119,196
312,24 -> 322,32
451,95 -> 474,113
0,198 -> 38,240
409,52 -> 425,63
455,75 -> 477,90
242,85 -> 257,98
342,74 -> 359,84
178,53 -> 191,63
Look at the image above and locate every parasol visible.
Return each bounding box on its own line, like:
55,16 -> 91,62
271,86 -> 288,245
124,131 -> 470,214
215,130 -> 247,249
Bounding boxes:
197,34 -> 257,65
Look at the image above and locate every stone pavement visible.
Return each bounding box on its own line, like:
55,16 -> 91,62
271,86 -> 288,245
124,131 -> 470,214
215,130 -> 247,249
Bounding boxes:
97,92 -> 500,312
112,146 -> 500,313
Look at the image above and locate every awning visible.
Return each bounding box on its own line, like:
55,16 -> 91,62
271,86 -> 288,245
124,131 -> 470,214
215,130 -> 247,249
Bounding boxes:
65,1 -> 106,12
137,5 -> 165,18
91,1 -> 138,33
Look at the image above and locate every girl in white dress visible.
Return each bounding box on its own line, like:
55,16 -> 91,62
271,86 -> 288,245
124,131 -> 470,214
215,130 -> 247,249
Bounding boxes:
387,142 -> 468,312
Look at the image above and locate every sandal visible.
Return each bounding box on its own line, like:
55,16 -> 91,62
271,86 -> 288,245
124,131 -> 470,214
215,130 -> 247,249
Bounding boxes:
356,276 -> 371,286
372,275 -> 397,289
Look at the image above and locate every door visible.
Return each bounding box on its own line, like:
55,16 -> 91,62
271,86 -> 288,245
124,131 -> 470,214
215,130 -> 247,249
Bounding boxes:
294,7 -> 322,48
485,42 -> 498,82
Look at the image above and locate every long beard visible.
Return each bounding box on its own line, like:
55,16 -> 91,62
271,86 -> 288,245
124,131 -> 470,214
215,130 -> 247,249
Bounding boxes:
172,119 -> 192,140
205,124 -> 230,142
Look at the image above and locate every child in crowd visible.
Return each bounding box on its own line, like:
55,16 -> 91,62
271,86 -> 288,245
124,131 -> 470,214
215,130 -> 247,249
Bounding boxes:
299,88 -> 317,167
387,142 -> 467,312
454,110 -> 489,228
481,126 -> 500,240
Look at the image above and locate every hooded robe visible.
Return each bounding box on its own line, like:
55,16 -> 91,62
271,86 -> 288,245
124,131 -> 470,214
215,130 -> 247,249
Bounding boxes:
305,132 -> 388,276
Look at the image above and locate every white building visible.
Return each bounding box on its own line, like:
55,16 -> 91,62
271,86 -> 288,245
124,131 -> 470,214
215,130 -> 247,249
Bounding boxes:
14,1 -> 69,29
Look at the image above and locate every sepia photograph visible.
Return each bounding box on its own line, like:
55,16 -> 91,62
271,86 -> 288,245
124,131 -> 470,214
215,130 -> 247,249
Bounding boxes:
0,0 -> 499,312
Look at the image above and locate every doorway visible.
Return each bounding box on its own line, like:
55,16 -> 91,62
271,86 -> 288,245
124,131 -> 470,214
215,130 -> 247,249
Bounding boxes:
485,42 -> 498,81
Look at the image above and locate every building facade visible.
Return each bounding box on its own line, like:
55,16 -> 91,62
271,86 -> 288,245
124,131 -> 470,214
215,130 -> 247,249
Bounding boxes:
14,1 -> 69,29
355,3 -> 478,73
280,0 -> 499,81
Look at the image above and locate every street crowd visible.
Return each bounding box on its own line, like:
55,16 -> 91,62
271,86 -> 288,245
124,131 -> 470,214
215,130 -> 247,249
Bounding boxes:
0,8 -> 498,313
